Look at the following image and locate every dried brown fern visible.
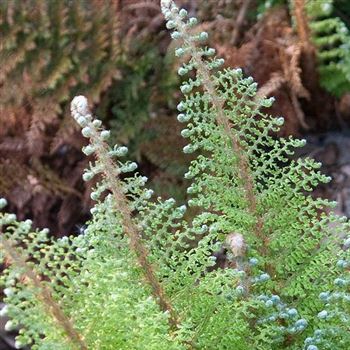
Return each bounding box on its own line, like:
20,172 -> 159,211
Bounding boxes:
292,0 -> 318,93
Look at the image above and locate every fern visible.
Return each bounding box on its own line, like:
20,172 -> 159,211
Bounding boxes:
1,1 -> 350,349
0,0 -> 122,234
0,0 -> 120,123
257,0 -> 350,96
0,0 -> 184,234
305,0 -> 350,96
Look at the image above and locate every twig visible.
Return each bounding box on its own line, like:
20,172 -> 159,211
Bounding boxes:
231,0 -> 252,46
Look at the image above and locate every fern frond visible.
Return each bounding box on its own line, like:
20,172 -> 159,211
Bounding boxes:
71,96 -> 179,329
0,211 -> 87,349
163,0 -> 350,346
305,0 -> 350,96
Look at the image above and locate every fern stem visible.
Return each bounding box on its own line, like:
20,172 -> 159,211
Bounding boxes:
293,0 -> 318,90
70,98 -> 180,330
0,235 -> 88,350
293,0 -> 313,50
95,138 -> 179,328
171,10 -> 264,243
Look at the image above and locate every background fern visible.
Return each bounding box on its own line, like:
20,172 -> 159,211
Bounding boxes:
0,0 -> 189,235
305,0 -> 350,97
0,0 -> 122,235
0,0 -> 120,145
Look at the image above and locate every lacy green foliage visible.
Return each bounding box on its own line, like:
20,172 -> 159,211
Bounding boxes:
304,242 -> 350,349
0,198 -> 177,350
63,199 -> 178,350
305,0 -> 350,96
1,2 -> 350,349
162,1 -> 350,347
0,209 -> 85,349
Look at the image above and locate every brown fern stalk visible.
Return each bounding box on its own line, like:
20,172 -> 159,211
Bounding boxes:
293,0 -> 318,90
293,0 -> 313,50
94,139 -> 179,328
256,72 -> 286,99
0,235 -> 88,350
70,98 -> 180,330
